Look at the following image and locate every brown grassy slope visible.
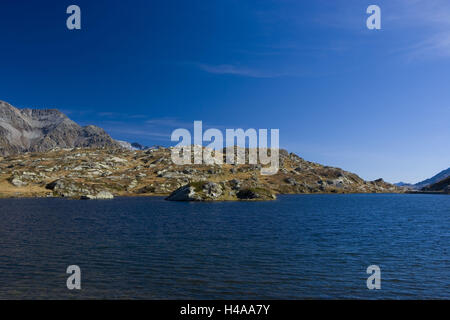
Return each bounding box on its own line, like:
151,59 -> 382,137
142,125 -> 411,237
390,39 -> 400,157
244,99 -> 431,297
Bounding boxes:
0,147 -> 402,198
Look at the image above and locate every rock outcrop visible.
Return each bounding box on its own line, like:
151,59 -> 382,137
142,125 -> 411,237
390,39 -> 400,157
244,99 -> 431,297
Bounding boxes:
165,181 -> 276,201
45,178 -> 113,199
80,191 -> 114,200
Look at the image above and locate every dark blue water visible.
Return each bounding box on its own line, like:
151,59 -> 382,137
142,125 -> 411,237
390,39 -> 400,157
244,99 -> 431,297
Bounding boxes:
0,194 -> 448,299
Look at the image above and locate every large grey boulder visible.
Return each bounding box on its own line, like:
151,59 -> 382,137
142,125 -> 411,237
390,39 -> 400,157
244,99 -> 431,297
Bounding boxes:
165,185 -> 201,201
45,179 -> 113,199
202,182 -> 223,198
10,177 -> 27,187
165,182 -> 224,201
80,191 -> 114,200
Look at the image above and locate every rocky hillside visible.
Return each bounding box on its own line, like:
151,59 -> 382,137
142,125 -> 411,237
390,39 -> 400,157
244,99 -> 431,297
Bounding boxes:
397,167 -> 450,189
422,176 -> 450,194
0,146 -> 401,200
0,101 -> 120,156
415,168 -> 450,189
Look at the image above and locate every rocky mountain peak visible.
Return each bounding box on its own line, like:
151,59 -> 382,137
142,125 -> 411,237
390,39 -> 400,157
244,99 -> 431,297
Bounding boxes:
0,100 -> 120,156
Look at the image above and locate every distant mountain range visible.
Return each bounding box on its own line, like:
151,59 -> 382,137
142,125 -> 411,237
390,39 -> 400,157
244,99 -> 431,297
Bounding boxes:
0,100 -> 121,156
395,168 -> 450,190
395,182 -> 414,187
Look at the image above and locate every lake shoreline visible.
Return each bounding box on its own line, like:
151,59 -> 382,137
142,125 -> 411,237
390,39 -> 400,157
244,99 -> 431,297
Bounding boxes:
0,191 -> 421,201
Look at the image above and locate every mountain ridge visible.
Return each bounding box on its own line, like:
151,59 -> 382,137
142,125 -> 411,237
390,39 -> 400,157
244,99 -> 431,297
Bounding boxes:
0,100 -> 120,156
396,168 -> 450,189
422,176 -> 450,194
415,168 -> 450,189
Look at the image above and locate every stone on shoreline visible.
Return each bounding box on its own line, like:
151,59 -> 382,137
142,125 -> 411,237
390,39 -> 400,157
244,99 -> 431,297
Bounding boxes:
80,191 -> 114,200
166,181 -> 276,201
45,179 -> 114,199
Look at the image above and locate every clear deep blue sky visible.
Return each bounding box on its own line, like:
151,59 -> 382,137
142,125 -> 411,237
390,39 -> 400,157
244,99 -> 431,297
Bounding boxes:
0,0 -> 449,183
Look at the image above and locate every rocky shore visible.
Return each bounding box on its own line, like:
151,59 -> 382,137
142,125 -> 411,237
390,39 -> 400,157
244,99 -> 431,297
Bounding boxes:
0,146 -> 402,201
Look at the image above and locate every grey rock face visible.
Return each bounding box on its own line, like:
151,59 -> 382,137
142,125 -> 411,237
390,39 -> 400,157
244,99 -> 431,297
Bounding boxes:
229,179 -> 241,190
45,178 -> 114,199
0,100 -> 120,156
165,182 -> 225,201
202,182 -> 223,199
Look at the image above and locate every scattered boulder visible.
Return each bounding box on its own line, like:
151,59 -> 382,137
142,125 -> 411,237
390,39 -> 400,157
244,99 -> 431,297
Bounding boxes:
229,179 -> 241,190
135,185 -> 156,194
10,177 -> 27,187
45,179 -> 113,199
236,188 -> 276,200
165,184 -> 201,201
80,191 -> 114,200
202,182 -> 223,198
95,191 -> 114,199
284,177 -> 297,186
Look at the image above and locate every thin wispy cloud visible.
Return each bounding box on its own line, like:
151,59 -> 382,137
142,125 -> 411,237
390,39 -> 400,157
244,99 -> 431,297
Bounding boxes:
405,32 -> 450,60
300,0 -> 450,60
97,111 -> 148,119
385,0 -> 450,59
105,126 -> 172,141
57,109 -> 148,120
102,118 -> 232,144
196,63 -> 288,78
394,0 -> 450,26
145,118 -> 193,128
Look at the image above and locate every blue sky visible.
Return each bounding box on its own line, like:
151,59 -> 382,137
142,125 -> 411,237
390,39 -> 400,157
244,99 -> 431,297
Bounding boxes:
0,0 -> 449,183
